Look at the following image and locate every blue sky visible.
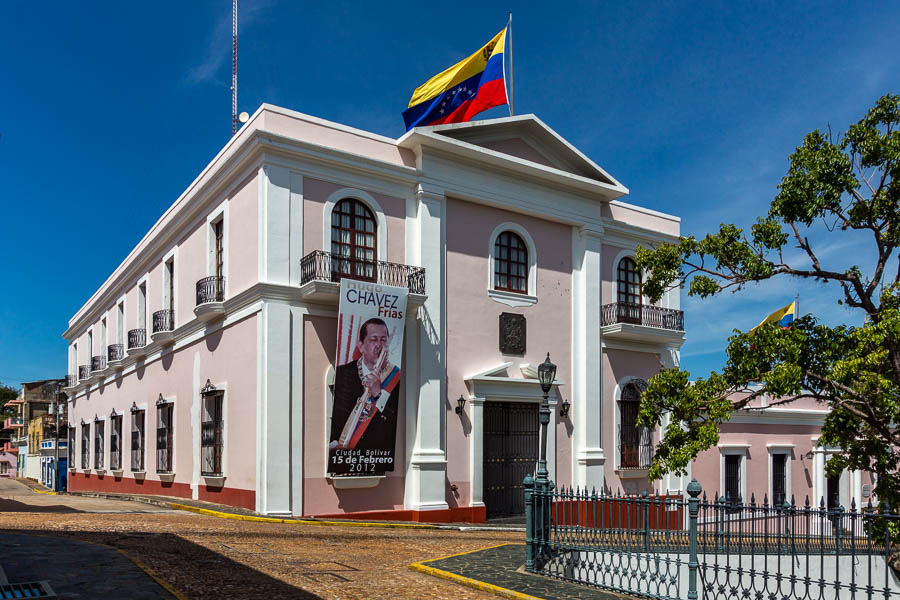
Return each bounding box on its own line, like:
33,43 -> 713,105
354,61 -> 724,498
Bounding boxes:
1,1 -> 898,386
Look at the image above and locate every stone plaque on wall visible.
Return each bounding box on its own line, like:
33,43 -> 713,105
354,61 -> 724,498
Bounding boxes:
499,312 -> 526,355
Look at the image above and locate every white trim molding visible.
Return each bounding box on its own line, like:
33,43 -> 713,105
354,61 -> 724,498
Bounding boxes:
323,187 -> 388,262
487,222 -> 538,307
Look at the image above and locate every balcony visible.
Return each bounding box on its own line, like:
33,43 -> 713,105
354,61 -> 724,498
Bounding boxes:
64,374 -> 78,390
151,310 -> 175,345
1,441 -> 17,453
3,417 -> 23,430
90,355 -> 106,375
107,343 -> 125,370
127,328 -> 147,358
298,250 -> 427,305
194,276 -> 226,322
78,365 -> 91,382
600,302 -> 685,346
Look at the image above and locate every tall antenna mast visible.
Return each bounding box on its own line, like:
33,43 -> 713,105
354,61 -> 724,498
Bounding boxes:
231,0 -> 238,135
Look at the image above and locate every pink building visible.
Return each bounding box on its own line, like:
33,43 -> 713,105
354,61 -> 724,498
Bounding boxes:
690,389 -> 876,510
63,106 -> 689,521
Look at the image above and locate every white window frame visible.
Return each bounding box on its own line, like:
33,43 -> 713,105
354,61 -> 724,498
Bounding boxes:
201,382 -> 227,479
718,444 -> 750,504
323,188 -> 387,263
130,403 -> 148,473
487,222 -> 538,307
116,296 -> 126,347
137,277 -> 148,332
767,444 -> 794,507
162,248 -> 178,316
206,201 -> 229,293
156,396 -> 176,476
613,375 -> 652,474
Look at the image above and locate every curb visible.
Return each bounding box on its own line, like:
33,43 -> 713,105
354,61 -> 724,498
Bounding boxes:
31,488 -> 56,495
67,491 -> 526,532
409,544 -> 543,600
116,548 -> 191,600
169,503 -> 439,529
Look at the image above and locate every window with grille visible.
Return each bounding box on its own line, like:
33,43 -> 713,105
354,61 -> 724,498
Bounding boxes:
68,427 -> 75,465
725,454 -> 742,506
131,410 -> 145,472
617,257 -> 642,323
772,453 -> 788,507
110,415 -> 122,471
493,232 -> 528,293
81,425 -> 89,469
618,382 -> 651,469
201,391 -> 224,476
156,403 -> 173,473
214,219 -> 224,279
94,421 -> 104,470
331,198 -> 377,282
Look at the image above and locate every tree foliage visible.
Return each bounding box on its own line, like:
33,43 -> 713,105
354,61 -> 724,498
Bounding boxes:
0,381 -> 18,422
635,94 -> 900,505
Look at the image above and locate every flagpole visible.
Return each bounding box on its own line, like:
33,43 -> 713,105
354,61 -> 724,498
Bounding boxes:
508,12 -> 514,116
795,293 -> 799,319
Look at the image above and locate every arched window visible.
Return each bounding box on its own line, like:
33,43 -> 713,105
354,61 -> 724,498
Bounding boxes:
617,257 -> 642,324
618,381 -> 651,469
331,199 -> 377,282
494,231 -> 528,293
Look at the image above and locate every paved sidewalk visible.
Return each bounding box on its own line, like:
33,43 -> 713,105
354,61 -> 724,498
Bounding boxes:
0,532 -> 178,599
415,544 -> 623,600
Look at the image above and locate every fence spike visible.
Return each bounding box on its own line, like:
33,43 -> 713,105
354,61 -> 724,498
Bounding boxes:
867,497 -> 873,511
750,492 -> 756,506
790,493 -> 796,507
819,496 -> 826,509
850,497 -> 857,512
804,495 -> 810,508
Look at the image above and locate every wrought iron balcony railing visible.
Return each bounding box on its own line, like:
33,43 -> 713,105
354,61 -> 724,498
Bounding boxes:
152,310 -> 174,334
127,328 -> 146,350
90,355 -> 106,373
300,250 -> 426,294
601,302 -> 684,331
196,276 -> 225,306
107,344 -> 124,362
78,365 -> 91,381
618,439 -> 654,470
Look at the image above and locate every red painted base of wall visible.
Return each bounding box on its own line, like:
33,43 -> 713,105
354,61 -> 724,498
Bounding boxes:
67,472 -> 255,511
313,504 -> 487,524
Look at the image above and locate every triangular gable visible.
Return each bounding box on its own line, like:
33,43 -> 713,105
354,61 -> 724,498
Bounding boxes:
420,114 -> 624,189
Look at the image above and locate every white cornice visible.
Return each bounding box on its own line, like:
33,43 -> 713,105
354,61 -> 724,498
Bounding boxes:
401,130 -> 628,200
727,407 -> 830,426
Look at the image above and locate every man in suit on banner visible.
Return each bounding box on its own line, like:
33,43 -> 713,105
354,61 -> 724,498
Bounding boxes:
329,318 -> 400,472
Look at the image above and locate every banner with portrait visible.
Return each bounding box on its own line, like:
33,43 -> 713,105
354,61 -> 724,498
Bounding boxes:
328,278 -> 408,475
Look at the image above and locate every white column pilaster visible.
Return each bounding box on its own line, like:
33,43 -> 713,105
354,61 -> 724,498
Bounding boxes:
571,226 -> 605,489
469,397 -> 485,508
404,184 -> 448,511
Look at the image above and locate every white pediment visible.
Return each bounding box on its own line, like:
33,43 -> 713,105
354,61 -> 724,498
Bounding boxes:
464,361 -> 565,401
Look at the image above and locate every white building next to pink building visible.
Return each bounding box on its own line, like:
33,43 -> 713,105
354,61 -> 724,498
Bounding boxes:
62,104 -> 855,521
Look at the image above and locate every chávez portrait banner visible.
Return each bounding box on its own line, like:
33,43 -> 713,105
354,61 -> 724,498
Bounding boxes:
328,279 -> 408,475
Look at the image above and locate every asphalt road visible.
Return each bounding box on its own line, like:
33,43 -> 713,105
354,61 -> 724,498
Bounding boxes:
0,477 -> 174,513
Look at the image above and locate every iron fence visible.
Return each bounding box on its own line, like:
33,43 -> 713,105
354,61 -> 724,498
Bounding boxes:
152,310 -> 174,334
526,478 -> 900,599
127,328 -> 146,350
196,275 -> 225,306
600,302 -> 684,331
299,250 -> 426,294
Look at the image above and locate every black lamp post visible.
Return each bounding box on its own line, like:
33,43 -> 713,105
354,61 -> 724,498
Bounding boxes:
536,353 -> 557,488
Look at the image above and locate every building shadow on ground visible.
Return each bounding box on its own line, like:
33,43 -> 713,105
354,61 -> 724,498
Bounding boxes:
0,528 -> 322,599
0,499 -> 85,513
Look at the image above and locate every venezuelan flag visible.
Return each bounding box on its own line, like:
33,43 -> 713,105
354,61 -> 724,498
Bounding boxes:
749,301 -> 796,335
402,27 -> 508,130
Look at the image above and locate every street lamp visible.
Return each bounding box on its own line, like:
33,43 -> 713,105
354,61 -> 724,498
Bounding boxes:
536,353 -> 557,488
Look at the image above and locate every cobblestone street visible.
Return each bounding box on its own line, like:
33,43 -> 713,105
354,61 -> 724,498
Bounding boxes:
0,482 -> 523,599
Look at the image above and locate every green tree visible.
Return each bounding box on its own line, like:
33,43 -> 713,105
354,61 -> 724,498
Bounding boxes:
0,382 -> 18,422
635,94 -> 900,507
